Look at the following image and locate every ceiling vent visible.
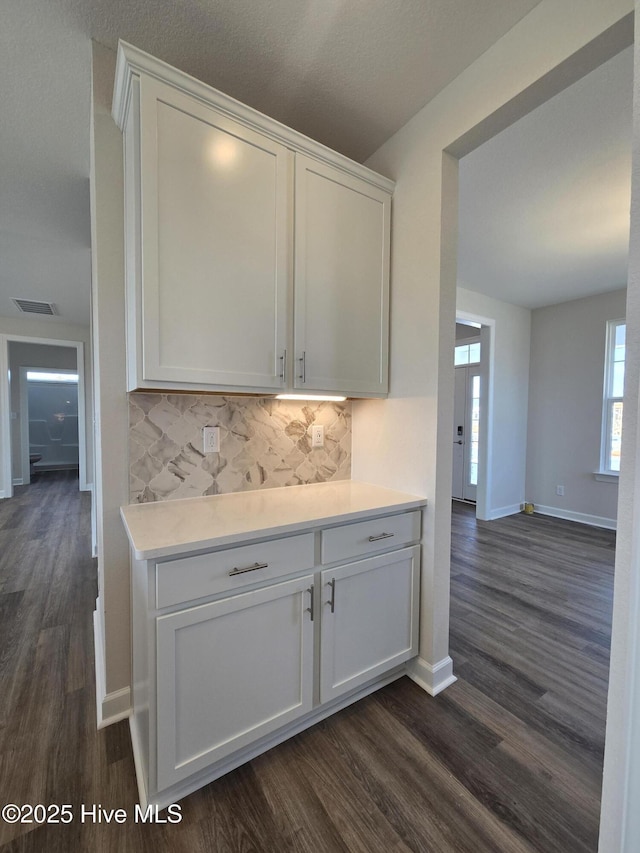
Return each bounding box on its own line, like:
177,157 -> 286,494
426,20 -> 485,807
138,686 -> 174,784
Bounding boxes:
12,298 -> 57,316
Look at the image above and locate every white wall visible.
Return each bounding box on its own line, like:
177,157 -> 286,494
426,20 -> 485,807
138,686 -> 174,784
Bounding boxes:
457,287 -> 531,519
90,41 -> 132,724
350,0 -> 632,739
600,8 -> 640,849
454,287 -> 625,529
527,288 -> 626,527
455,323 -> 480,342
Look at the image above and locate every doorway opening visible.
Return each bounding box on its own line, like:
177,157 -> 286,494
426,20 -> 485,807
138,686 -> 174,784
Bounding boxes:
444,31 -> 631,851
20,367 -> 80,484
452,320 -> 481,504
0,336 -> 87,499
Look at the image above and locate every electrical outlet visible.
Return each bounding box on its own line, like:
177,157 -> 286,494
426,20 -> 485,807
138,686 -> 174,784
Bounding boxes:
203,426 -> 220,453
311,424 -> 324,448
556,485 -> 565,496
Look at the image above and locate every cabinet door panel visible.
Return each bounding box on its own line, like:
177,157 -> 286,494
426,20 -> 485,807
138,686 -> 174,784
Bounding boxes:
320,547 -> 419,703
156,575 -> 314,789
139,77 -> 290,388
294,155 -> 390,395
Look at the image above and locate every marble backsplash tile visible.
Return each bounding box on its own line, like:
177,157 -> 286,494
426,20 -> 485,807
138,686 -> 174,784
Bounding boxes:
129,393 -> 352,503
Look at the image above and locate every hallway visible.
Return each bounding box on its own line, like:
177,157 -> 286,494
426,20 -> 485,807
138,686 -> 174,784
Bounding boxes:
0,472 -> 138,850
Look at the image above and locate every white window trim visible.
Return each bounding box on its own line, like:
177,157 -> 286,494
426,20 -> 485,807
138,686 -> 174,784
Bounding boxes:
593,471 -> 619,482
598,318 -> 625,477
454,337 -> 481,367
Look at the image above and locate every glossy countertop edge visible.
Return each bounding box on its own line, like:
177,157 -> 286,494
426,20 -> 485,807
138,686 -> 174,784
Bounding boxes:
120,480 -> 427,561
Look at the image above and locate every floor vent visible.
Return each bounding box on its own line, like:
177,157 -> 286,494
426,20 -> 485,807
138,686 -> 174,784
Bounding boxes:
12,298 -> 57,316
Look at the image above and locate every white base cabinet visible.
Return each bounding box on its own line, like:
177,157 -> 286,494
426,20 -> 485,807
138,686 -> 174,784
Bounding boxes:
156,575 -> 314,789
319,548 -> 420,703
129,504 -> 422,809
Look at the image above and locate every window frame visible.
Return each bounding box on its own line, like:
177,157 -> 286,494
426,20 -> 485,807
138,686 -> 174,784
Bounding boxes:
600,318 -> 625,476
454,338 -> 481,367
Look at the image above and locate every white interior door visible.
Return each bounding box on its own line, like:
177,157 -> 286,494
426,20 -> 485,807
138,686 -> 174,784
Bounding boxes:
453,365 -> 481,502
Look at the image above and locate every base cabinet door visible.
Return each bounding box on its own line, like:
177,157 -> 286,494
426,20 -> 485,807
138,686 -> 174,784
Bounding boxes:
319,547 -> 420,703
155,575 -> 314,789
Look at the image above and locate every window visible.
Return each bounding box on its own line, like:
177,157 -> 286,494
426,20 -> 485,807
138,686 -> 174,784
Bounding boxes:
601,319 -> 625,474
469,373 -> 480,486
26,371 -> 79,383
454,341 -> 481,366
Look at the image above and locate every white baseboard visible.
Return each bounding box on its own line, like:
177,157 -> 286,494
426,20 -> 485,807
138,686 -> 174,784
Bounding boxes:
487,503 -> 522,520
534,504 -> 617,531
406,655 -> 457,696
12,478 -> 23,486
87,482 -> 97,558
100,687 -> 132,728
0,490 -> 6,499
94,608 -> 132,729
130,715 -> 149,807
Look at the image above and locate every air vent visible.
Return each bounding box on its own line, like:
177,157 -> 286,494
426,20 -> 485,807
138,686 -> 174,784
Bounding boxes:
12,298 -> 57,316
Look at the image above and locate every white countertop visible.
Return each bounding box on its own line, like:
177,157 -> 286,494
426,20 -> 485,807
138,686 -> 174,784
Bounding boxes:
120,480 -> 427,560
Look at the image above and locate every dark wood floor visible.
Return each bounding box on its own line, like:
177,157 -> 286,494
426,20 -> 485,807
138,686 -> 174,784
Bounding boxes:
0,482 -> 615,852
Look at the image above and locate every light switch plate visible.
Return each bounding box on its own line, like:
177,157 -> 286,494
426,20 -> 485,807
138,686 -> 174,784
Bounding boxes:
203,426 -> 220,453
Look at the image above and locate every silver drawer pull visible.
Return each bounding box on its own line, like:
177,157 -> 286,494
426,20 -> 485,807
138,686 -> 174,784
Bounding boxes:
368,532 -> 395,542
307,585 -> 314,621
326,577 -> 336,613
228,561 -> 268,576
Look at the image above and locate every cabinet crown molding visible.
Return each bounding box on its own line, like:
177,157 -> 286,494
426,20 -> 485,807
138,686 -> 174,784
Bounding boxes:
112,40 -> 395,195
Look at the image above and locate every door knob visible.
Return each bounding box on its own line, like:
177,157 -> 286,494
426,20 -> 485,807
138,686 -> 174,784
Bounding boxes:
455,440 -> 463,445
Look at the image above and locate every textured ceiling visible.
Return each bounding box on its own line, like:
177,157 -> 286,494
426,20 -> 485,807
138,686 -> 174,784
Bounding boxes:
0,0 -> 630,327
57,0 -> 546,163
0,0 -> 545,327
458,46 -> 633,311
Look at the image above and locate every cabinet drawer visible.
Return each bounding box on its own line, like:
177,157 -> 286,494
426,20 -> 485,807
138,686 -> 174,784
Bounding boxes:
321,511 -> 421,565
156,533 -> 315,608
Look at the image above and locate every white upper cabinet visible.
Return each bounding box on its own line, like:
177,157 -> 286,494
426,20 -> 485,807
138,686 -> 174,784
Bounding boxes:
137,78 -> 290,390
113,42 -> 393,397
294,156 -> 390,396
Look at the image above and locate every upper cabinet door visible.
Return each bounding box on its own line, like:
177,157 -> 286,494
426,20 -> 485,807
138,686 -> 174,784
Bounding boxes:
294,155 -> 390,396
138,77 -> 291,389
